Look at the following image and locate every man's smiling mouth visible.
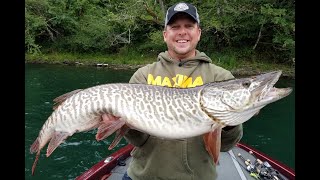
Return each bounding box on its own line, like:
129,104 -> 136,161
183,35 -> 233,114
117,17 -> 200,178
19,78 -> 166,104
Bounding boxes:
177,40 -> 189,43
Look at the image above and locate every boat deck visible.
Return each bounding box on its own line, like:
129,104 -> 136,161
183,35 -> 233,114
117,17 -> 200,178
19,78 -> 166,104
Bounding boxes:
76,143 -> 294,180
107,146 -> 289,180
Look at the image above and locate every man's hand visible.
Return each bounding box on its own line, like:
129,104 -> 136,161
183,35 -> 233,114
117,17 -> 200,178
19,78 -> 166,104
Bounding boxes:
223,126 -> 236,131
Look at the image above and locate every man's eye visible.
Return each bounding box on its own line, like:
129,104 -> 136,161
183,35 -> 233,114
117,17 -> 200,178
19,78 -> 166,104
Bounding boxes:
186,25 -> 194,29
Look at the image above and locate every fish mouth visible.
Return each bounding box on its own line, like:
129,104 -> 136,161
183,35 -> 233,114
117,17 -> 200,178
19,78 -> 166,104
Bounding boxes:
253,71 -> 282,90
250,71 -> 292,105
265,87 -> 292,99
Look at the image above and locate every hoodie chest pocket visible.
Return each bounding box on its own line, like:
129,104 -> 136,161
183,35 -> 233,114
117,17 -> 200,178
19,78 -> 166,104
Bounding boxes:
130,136 -> 194,177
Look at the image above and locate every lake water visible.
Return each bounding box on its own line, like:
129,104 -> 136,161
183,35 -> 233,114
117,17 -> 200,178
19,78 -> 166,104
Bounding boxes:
25,63 -> 295,180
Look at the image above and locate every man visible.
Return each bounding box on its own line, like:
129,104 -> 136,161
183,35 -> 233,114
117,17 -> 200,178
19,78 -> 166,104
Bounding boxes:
123,2 -> 243,180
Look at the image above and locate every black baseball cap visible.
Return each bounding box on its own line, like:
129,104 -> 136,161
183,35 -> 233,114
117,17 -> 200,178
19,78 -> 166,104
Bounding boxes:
165,2 -> 200,26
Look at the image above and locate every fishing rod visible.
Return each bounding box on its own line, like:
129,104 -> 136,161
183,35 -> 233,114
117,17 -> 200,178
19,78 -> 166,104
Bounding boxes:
248,151 -> 287,180
226,151 -> 259,179
230,149 -> 288,180
237,153 -> 260,179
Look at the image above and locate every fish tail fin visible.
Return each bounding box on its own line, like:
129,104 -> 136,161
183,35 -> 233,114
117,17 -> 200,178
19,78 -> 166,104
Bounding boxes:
203,126 -> 222,165
30,138 -> 41,175
46,131 -> 71,157
32,151 -> 41,176
108,125 -> 130,150
96,114 -> 125,141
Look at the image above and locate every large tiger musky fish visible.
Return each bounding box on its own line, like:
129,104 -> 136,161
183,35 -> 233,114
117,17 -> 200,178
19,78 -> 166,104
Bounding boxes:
29,71 -> 292,175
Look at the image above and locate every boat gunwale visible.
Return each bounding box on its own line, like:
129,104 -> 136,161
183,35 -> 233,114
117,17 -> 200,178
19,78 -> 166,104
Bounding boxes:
75,144 -> 134,180
76,142 -> 295,180
236,143 -> 295,180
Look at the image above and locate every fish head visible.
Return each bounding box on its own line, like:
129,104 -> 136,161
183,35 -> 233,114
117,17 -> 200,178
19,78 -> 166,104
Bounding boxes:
201,71 -> 292,125
244,70 -> 292,109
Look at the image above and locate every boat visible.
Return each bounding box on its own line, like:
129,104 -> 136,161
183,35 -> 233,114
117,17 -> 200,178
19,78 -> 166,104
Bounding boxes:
75,142 -> 295,180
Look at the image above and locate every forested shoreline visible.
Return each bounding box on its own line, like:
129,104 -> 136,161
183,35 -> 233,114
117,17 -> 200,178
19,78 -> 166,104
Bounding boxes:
25,0 -> 295,77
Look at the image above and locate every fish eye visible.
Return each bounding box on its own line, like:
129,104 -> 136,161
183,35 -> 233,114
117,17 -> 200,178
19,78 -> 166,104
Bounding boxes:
242,80 -> 251,88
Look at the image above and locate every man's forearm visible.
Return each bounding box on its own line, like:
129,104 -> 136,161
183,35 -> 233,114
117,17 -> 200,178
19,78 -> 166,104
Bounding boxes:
124,129 -> 150,147
220,124 -> 243,152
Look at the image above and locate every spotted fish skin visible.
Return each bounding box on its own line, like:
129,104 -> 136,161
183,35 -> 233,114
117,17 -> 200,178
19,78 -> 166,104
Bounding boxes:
64,84 -> 213,138
29,70 -> 292,175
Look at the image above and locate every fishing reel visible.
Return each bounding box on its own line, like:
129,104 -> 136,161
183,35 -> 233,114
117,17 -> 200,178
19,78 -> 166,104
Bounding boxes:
237,152 -> 286,180
258,161 -> 285,180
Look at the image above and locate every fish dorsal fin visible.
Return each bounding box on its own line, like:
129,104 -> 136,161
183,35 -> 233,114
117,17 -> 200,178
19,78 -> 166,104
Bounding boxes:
53,89 -> 83,110
203,126 -> 222,165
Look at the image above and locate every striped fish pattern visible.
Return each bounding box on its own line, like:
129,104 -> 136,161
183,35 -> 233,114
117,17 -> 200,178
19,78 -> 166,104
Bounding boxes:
30,70 -> 292,175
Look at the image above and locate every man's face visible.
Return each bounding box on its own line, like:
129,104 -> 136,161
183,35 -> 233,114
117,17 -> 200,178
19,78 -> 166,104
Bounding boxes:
163,15 -> 201,59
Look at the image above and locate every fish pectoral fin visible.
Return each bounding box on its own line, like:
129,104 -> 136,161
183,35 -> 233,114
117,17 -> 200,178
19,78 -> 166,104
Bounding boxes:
101,114 -> 120,124
96,114 -> 125,141
108,125 -> 130,150
203,126 -> 222,165
53,89 -> 83,110
47,131 -> 71,157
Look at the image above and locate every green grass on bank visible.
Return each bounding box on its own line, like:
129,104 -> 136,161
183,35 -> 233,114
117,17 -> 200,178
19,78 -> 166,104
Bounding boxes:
25,51 -> 156,65
25,52 -> 295,78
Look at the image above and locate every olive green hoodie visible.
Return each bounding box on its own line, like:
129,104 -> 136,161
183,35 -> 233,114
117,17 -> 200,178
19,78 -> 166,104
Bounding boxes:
125,50 -> 243,180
